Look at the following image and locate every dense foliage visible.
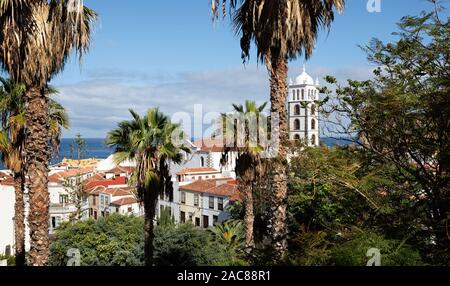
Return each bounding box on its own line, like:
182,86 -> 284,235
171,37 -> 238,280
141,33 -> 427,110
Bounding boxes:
49,214 -> 245,266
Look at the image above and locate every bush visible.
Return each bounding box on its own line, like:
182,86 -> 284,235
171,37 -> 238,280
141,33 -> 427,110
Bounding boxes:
49,214 -> 144,266
154,223 -> 242,266
49,214 -> 246,266
326,233 -> 424,266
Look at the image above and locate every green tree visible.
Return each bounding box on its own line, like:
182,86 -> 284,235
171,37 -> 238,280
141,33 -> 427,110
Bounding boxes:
0,78 -> 68,266
211,0 -> 345,262
322,2 -> 450,264
106,108 -> 190,266
0,1 -> 97,265
49,214 -> 144,266
220,100 -> 267,254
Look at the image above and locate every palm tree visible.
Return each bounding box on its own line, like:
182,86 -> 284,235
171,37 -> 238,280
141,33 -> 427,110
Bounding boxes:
210,220 -> 245,255
0,1 -> 96,265
211,0 -> 345,262
221,100 -> 267,254
107,108 -> 190,266
0,78 -> 68,266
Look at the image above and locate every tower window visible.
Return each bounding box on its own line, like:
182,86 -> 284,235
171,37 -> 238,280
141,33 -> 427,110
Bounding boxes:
294,105 -> 300,116
311,119 -> 316,130
311,104 -> 316,116
294,134 -> 300,140
301,89 -> 305,100
294,119 -> 300,131
311,134 -> 317,146
201,157 -> 205,167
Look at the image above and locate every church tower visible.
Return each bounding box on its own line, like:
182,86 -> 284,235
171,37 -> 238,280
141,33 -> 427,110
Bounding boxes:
287,65 -> 320,147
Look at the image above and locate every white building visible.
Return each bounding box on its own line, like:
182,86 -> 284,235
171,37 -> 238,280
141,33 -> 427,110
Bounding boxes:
288,65 -> 320,146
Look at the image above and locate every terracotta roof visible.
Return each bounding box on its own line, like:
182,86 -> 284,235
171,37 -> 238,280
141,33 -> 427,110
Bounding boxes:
49,167 -> 95,183
0,176 -> 14,186
111,197 -> 138,206
84,176 -> 128,191
176,167 -> 220,176
180,178 -> 240,201
193,138 -> 226,152
105,166 -> 135,174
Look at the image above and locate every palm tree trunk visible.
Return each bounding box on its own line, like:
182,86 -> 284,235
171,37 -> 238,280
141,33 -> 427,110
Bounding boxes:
25,86 -> 50,266
243,182 -> 255,254
13,172 -> 26,266
267,55 -> 289,263
144,197 -> 157,266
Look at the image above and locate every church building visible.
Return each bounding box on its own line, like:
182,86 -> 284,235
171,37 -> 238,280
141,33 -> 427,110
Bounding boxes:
287,65 -> 320,147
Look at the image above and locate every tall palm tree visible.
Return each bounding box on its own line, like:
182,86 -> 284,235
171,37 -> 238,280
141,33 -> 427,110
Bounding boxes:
0,77 -> 68,266
221,100 -> 267,254
212,0 -> 345,262
0,0 -> 96,265
107,108 -> 190,266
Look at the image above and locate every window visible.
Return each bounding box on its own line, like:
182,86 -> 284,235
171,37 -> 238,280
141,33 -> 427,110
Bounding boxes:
213,215 -> 219,225
209,196 -> 214,209
203,215 -> 209,228
218,198 -> 224,211
51,217 -> 56,229
199,176 -> 202,180
201,157 -> 205,167
59,194 -> 69,205
301,89 -> 305,100
311,104 -> 316,116
195,217 -> 200,227
181,192 -> 186,204
94,211 -> 97,220
311,135 -> 317,146
294,105 -> 300,116
294,134 -> 300,140
311,119 -> 316,130
194,194 -> 199,207
100,196 -> 105,206
180,211 -> 186,223
93,196 -> 97,206
294,119 -> 300,131
127,207 -> 132,213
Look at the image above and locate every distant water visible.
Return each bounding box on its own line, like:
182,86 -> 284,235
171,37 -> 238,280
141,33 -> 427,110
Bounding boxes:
0,138 -> 114,170
51,138 -> 114,164
1,137 -> 350,170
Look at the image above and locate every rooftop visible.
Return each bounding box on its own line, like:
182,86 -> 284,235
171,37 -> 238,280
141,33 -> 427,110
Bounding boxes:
176,167 -> 220,176
180,178 -> 240,201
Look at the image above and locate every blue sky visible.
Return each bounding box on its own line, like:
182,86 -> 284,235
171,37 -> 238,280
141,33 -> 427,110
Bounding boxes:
50,0 -> 443,138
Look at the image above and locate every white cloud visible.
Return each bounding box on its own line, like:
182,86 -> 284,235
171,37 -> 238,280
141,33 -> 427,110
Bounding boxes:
55,64 -> 375,138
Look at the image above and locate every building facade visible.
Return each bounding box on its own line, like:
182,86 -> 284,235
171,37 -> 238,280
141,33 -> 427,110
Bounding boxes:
288,65 -> 320,146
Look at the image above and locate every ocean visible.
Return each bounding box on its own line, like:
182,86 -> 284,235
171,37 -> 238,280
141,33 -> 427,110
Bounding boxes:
0,138 -> 114,170
0,137 -> 350,170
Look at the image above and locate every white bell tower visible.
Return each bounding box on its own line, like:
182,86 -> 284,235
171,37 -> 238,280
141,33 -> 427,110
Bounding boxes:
287,65 -> 320,147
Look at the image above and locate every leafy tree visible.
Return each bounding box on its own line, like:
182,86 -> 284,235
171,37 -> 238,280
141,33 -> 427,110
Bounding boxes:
220,100 -> 267,254
0,78 -> 68,266
0,1 -> 97,265
49,214 -> 145,266
327,232 -> 424,266
106,108 -> 190,266
322,2 -> 450,264
211,0 -> 345,262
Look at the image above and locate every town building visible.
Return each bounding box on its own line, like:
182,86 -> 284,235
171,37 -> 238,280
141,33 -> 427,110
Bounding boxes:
288,65 -> 320,146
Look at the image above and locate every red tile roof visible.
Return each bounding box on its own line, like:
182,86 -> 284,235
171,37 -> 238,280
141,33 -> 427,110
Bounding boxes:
180,178 -> 240,201
84,176 -> 128,191
48,167 -> 95,183
193,138 -> 226,152
176,167 -> 220,176
105,166 -> 135,174
111,197 -> 138,206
